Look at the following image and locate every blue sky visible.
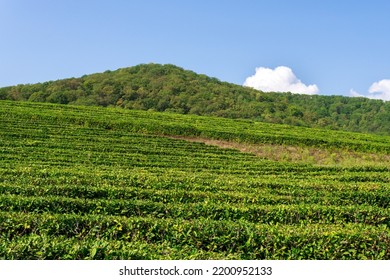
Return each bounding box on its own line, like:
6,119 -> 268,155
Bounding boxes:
1,0 -> 389,99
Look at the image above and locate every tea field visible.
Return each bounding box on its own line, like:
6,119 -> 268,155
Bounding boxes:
0,101 -> 389,259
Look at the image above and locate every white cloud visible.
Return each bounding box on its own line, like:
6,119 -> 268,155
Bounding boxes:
243,66 -> 319,95
349,89 -> 365,98
368,80 -> 390,101
350,79 -> 390,101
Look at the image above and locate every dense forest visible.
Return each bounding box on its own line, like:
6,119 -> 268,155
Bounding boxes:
1,63 -> 389,135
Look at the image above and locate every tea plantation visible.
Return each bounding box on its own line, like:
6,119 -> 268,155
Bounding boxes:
0,101 -> 389,259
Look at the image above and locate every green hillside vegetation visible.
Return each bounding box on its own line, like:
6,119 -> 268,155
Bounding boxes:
1,101 -> 389,259
1,63 -> 389,135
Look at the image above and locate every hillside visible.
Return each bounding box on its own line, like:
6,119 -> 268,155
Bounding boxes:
0,101 -> 389,259
1,63 -> 389,135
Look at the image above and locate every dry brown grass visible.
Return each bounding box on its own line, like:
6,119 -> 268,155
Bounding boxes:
167,135 -> 390,167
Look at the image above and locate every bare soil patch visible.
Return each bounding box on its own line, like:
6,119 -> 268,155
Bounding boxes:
166,135 -> 390,167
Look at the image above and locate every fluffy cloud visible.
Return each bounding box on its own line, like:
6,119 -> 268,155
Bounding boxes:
349,89 -> 364,98
368,80 -> 390,101
350,79 -> 390,101
244,66 -> 319,95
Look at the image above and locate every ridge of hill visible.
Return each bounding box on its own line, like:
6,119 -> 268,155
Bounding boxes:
1,63 -> 389,135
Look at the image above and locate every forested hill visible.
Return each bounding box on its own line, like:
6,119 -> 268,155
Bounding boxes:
1,63 -> 389,135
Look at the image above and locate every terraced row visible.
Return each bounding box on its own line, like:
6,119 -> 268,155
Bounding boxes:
0,194 -> 388,225
0,212 -> 388,259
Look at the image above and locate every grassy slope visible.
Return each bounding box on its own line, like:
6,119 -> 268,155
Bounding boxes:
0,100 -> 389,259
